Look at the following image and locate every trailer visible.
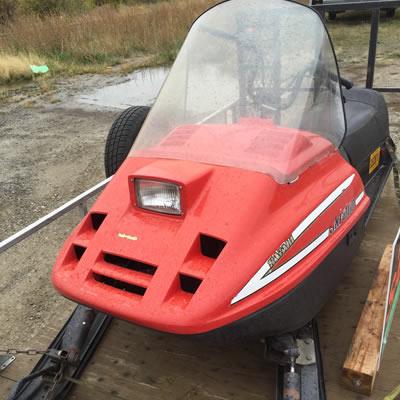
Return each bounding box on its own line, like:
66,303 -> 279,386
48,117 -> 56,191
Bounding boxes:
1,2 -> 400,398
0,168 -> 398,400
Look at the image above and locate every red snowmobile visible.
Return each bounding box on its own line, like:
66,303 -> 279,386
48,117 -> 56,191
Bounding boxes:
53,0 -> 394,342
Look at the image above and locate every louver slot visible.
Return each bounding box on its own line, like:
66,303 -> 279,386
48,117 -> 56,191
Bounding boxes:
179,274 -> 202,294
74,245 -> 87,260
93,273 -> 146,296
91,213 -> 107,230
104,253 -> 157,275
200,234 -> 226,259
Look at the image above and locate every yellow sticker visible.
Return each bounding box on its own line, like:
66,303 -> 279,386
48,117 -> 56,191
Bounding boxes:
369,147 -> 380,174
118,233 -> 137,241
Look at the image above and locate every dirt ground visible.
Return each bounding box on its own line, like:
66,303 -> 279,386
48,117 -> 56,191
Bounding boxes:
0,76 -> 122,349
0,56 -> 400,367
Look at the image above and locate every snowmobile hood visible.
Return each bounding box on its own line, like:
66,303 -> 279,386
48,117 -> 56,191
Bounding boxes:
53,150 -> 369,335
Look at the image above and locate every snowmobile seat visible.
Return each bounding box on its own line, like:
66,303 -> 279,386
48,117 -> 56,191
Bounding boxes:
341,88 -> 389,168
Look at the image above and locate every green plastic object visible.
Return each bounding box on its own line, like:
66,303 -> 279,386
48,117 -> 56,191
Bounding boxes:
384,383 -> 400,400
30,64 -> 49,74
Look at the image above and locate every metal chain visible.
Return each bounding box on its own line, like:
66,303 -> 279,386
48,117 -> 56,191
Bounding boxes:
44,363 -> 65,400
1,348 -> 128,400
0,348 -> 51,356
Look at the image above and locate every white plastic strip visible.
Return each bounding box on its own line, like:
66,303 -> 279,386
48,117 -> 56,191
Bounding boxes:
355,190 -> 365,206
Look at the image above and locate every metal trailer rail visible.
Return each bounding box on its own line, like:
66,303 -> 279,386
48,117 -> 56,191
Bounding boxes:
311,0 -> 400,93
0,177 -> 112,255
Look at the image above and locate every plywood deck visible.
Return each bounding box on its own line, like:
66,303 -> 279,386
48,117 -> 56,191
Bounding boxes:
1,177 -> 399,400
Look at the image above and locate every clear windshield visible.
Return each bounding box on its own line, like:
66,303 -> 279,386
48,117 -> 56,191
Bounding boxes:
130,0 -> 345,184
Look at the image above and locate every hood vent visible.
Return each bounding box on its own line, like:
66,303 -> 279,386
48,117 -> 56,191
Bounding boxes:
89,253 -> 157,299
200,234 -> 226,259
91,213 -> 107,230
93,273 -> 147,296
74,245 -> 86,260
179,274 -> 202,294
104,253 -> 157,275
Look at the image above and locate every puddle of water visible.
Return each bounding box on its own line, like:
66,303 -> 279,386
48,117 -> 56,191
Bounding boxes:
76,67 -> 169,109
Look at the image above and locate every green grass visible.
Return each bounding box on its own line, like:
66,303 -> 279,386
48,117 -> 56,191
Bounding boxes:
327,9 -> 400,65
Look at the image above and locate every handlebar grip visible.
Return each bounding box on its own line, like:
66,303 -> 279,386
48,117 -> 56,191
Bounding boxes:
340,76 -> 354,90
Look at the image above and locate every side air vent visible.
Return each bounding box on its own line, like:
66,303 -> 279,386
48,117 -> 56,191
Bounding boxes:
200,234 -> 226,259
77,212 -> 107,241
93,273 -> 146,296
61,244 -> 87,270
104,253 -> 157,276
74,245 -> 87,260
91,213 -> 107,230
179,274 -> 202,294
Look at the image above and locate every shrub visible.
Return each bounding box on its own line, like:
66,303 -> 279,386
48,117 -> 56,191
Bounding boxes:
91,0 -> 127,5
0,0 -> 16,23
19,0 -> 88,16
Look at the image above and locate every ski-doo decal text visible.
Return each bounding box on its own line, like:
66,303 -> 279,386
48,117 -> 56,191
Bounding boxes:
267,236 -> 295,268
329,199 -> 355,235
231,174 -> 357,305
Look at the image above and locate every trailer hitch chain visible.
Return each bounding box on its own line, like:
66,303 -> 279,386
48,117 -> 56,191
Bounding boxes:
7,306 -> 112,400
8,345 -> 85,400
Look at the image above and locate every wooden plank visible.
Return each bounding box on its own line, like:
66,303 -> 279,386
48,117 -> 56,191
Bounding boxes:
68,318 -> 275,400
0,375 -> 16,400
342,244 -> 392,395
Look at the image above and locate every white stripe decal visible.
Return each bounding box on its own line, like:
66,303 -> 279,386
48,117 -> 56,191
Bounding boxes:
355,191 -> 365,206
230,174 -> 356,305
292,174 -> 355,239
231,230 -> 330,304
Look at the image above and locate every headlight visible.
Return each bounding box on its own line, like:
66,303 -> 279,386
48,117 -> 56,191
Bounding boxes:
135,179 -> 183,215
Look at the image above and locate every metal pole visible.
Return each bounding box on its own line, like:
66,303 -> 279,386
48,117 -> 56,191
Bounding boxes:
366,8 -> 380,89
79,201 -> 89,217
0,177 -> 112,255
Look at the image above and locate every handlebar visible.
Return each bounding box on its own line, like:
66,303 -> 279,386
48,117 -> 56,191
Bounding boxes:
340,76 -> 354,90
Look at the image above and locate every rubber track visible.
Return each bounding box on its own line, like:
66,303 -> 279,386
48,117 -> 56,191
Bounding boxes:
104,106 -> 150,177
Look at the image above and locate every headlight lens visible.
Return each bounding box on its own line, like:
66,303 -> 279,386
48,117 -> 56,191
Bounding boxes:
135,179 -> 182,215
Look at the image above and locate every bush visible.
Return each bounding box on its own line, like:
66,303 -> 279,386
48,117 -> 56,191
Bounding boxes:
19,0 -> 88,16
0,0 -> 16,23
91,0 -> 127,5
91,0 -> 164,4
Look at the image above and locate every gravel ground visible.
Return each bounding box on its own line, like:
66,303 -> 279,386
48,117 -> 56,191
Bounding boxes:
0,80 -> 121,348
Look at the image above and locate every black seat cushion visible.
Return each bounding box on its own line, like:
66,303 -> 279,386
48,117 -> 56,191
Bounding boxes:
341,88 -> 389,167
